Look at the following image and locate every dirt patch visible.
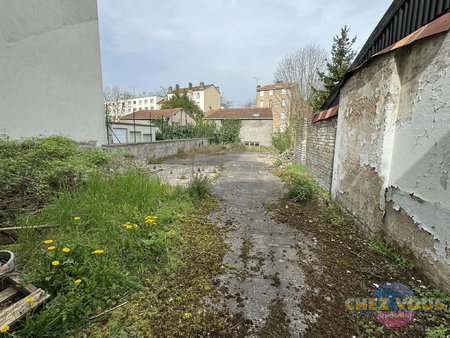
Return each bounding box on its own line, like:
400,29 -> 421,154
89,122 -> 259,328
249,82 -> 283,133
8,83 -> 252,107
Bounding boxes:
266,198 -> 450,337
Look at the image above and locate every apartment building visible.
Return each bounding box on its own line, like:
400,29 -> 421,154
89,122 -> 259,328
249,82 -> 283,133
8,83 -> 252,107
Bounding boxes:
105,95 -> 164,120
167,82 -> 221,113
256,81 -> 297,132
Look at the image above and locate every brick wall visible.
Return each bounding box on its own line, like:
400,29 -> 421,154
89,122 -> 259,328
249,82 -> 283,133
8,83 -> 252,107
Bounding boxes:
293,116 -> 337,192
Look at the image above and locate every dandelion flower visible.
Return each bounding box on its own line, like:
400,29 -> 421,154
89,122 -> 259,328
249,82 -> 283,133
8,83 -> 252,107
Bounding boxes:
125,273 -> 129,276
62,247 -> 70,253
0,325 -> 10,333
44,239 -> 53,244
133,224 -> 138,229
126,225 -> 132,229
74,279 -> 82,284
47,246 -> 56,250
52,260 -> 60,266
26,297 -> 35,302
153,216 -> 158,219
92,250 -> 104,254
74,217 -> 80,220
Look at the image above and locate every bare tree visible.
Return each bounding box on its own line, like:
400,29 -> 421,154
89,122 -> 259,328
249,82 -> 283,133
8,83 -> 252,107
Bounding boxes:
104,86 -> 134,121
242,98 -> 256,108
273,44 -> 327,114
220,94 -> 234,109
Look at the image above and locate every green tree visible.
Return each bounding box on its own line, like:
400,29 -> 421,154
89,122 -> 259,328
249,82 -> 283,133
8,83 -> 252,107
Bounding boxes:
310,25 -> 356,112
161,90 -> 203,118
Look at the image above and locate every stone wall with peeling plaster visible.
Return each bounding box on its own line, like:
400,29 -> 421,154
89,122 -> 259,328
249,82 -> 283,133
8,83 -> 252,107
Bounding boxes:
331,32 -> 450,292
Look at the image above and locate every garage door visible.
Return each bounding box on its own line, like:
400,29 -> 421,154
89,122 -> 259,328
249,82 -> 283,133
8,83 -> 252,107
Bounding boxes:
112,128 -> 127,144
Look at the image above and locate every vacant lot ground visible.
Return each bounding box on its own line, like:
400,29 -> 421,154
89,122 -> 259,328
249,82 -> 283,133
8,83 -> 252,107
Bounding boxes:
155,151 -> 449,337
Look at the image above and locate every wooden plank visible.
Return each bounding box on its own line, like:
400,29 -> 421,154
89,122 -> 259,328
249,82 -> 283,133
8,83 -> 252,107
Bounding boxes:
2,273 -> 37,294
0,288 -> 51,327
0,287 -> 19,303
0,224 -> 54,232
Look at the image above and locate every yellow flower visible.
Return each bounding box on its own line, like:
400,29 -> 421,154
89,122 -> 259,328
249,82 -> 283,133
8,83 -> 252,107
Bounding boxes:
26,297 -> 35,302
126,225 -> 132,229
47,246 -> 56,250
44,239 -> 53,244
183,313 -> 192,319
74,279 -> 82,284
74,217 -> 80,220
125,272 -> 129,276
0,325 -> 10,333
153,216 -> 158,219
133,224 -> 138,229
62,247 -> 70,253
92,250 -> 104,254
52,260 -> 60,266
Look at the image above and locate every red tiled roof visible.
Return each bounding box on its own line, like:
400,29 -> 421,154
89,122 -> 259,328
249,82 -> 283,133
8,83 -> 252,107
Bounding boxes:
205,108 -> 272,119
257,83 -> 295,91
312,105 -> 339,123
121,108 -> 183,120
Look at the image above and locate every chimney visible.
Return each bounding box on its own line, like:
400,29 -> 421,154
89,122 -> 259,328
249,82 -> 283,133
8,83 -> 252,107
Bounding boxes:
257,85 -> 261,89
188,82 -> 192,90
200,81 -> 204,89
275,80 -> 283,85
168,86 -> 173,93
175,84 -> 180,91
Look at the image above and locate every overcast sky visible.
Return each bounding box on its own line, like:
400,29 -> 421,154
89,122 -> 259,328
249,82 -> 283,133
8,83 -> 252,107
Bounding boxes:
97,0 -> 393,106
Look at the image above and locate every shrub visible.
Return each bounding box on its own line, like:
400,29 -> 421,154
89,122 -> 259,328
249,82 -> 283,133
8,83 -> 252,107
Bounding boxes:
216,119 -> 242,144
187,174 -> 211,199
272,131 -> 291,153
0,136 -> 110,223
284,173 -> 315,202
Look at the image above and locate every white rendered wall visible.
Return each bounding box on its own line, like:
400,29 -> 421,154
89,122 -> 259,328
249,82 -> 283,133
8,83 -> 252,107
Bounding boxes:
0,0 -> 106,146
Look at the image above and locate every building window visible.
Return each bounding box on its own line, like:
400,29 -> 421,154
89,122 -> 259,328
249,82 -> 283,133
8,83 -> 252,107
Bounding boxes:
281,89 -> 286,95
281,112 -> 285,120
259,91 -> 264,97
144,107 -> 148,110
128,108 -> 131,112
269,90 -> 273,96
150,99 -> 154,103
196,92 -> 200,99
133,101 -> 136,104
280,124 -> 285,132
259,101 -> 264,107
281,99 -> 286,107
144,99 -> 148,104
128,101 -> 132,106
139,100 -> 142,105
269,99 -> 272,107
133,108 -> 137,112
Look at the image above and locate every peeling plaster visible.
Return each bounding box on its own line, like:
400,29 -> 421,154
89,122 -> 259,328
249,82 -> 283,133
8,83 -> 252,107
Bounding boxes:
387,187 -> 450,263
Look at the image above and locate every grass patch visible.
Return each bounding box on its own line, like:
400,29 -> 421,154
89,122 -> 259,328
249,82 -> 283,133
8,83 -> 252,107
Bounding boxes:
187,174 -> 211,199
0,136 -> 110,223
369,237 -> 414,270
272,131 -> 292,154
82,199 -> 233,337
275,164 -> 317,202
11,171 -> 198,336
